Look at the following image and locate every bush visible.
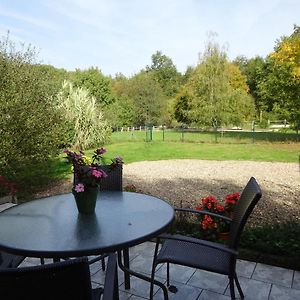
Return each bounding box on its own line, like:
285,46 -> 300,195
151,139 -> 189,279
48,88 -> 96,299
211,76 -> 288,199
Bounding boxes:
0,35 -> 66,199
57,81 -> 111,150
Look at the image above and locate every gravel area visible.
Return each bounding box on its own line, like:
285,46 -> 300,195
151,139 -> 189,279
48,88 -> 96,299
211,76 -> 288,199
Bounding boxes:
35,160 -> 300,226
123,160 -> 300,226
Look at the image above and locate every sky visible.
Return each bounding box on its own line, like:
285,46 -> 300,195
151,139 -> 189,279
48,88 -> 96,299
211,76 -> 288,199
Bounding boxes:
0,0 -> 299,77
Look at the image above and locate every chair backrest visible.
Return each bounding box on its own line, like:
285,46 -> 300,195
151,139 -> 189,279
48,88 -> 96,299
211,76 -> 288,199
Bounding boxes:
99,165 -> 123,191
229,177 -> 262,250
0,251 -> 25,269
0,257 -> 94,300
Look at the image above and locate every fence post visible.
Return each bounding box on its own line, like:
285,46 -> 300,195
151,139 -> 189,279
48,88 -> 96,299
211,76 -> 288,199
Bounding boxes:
252,121 -> 255,143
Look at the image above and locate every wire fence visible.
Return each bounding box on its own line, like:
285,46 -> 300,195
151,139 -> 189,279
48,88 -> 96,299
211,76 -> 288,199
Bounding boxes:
112,126 -> 299,144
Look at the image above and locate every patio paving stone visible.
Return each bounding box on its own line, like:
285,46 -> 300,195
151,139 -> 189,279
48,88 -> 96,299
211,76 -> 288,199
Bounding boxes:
187,269 -> 229,293
269,284 -> 300,300
252,263 -> 294,288
292,270 -> 300,290
224,276 -> 271,300
155,263 -> 196,284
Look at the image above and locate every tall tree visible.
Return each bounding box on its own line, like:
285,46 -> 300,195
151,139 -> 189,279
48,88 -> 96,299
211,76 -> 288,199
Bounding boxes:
176,40 -> 255,128
234,55 -> 266,120
124,72 -> 165,125
146,51 -> 182,97
257,25 -> 300,130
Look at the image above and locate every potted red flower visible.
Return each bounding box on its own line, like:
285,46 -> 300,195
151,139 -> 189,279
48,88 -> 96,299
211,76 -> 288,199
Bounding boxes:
195,193 -> 240,240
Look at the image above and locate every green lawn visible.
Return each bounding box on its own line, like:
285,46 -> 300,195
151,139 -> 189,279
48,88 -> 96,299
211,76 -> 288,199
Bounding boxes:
103,141 -> 299,163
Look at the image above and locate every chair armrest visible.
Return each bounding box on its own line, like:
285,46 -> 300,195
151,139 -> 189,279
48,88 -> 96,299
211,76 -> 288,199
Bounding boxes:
175,207 -> 232,222
159,233 -> 238,256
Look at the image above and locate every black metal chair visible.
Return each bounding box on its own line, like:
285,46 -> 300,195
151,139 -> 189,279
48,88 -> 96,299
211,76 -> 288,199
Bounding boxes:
150,177 -> 262,300
99,165 -> 123,191
0,253 -> 119,300
0,251 -> 25,269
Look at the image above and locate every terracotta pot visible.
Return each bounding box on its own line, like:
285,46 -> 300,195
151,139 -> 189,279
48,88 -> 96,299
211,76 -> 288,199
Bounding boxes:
218,231 -> 230,241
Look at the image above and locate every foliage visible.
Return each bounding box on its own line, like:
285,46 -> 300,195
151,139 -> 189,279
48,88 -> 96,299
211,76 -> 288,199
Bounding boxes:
173,87 -> 192,124
241,221 -> 300,257
57,81 -> 111,150
70,67 -> 115,106
257,26 -> 300,131
234,26 -> 300,129
233,55 -> 265,116
0,175 -> 17,197
0,34 -> 66,198
146,51 -> 182,97
64,147 -> 123,193
118,71 -> 166,125
109,75 -> 136,127
271,25 -> 300,80
178,39 -> 255,128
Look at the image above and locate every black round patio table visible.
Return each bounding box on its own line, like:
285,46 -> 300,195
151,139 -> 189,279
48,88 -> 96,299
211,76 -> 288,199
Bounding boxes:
0,191 -> 174,259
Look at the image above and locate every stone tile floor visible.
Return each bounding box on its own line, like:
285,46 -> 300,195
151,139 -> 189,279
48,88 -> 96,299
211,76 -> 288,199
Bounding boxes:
1,203 -> 300,299
19,241 -> 300,300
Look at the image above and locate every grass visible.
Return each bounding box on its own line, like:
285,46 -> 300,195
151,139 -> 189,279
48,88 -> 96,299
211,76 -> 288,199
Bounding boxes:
104,141 -> 300,163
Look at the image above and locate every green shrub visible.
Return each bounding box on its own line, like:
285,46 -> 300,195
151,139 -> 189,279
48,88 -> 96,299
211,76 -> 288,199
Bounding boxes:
0,35 -> 66,199
57,81 -> 111,150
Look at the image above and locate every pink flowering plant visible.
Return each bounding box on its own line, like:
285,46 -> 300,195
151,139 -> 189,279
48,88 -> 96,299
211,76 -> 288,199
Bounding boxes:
64,147 -> 123,193
195,193 -> 240,236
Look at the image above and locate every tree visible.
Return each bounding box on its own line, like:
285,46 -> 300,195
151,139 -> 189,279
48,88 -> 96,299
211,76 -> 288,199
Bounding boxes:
257,25 -> 300,130
146,51 -> 182,97
121,72 -> 165,125
178,40 -> 255,128
234,55 -> 266,120
70,67 -> 115,106
173,87 -> 192,124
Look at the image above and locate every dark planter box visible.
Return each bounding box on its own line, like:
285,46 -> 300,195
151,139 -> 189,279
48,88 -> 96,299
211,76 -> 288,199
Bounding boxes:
99,164 -> 123,191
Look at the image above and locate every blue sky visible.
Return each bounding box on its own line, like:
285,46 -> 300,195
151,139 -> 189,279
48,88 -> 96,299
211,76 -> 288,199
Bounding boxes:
0,0 -> 298,77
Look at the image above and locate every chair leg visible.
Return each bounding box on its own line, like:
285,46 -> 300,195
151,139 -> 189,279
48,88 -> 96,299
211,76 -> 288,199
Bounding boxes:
101,257 -> 106,271
234,273 -> 244,299
123,248 -> 130,290
150,238 -> 169,300
167,262 -> 170,286
229,276 -> 236,300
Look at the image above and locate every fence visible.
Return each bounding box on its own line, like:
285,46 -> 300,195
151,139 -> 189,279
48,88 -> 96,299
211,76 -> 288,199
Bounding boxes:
112,126 -> 299,144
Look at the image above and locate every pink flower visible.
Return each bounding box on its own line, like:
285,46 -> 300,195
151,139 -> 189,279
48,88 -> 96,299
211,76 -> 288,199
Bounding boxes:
74,183 -> 85,193
92,169 -> 104,178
